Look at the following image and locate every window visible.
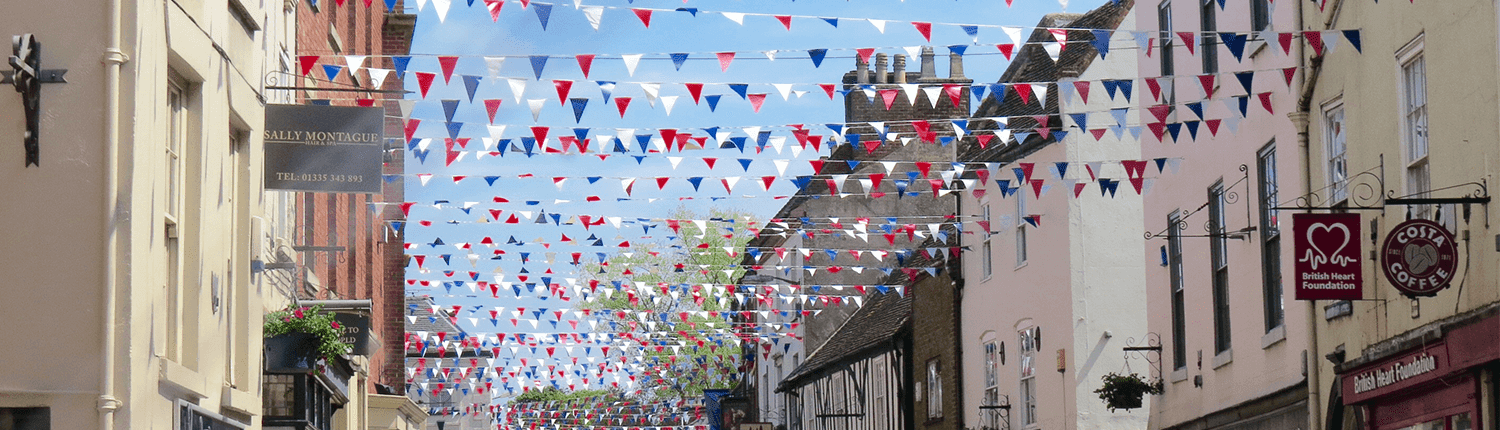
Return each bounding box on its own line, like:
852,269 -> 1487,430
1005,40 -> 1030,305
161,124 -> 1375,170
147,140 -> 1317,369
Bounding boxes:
926,359 -> 942,420
1168,211 -> 1187,370
1324,102 -> 1348,203
1200,0 -> 1217,74
1250,0 -> 1271,31
165,72 -> 189,363
1015,194 -> 1028,267
0,407 -> 50,430
1018,327 -> 1039,426
1399,38 -> 1431,219
982,340 -> 1001,429
1158,1 -> 1174,76
1209,182 -> 1231,354
1257,144 -> 1285,332
982,204 -> 994,278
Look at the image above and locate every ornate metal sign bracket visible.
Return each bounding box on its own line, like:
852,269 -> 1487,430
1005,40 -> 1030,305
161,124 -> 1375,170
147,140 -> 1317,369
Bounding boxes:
1144,164 -> 1256,240
1122,332 -> 1163,382
5,34 -> 68,167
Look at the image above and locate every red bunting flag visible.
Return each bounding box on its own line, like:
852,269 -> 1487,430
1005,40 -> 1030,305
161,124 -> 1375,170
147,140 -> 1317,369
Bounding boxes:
553,80 -> 572,105
856,48 -> 875,64
1074,80 -> 1091,103
299,55 -> 319,76
575,55 -> 594,78
747,94 -> 767,112
997,44 -> 1015,60
438,56 -> 459,83
685,83 -> 704,104
1278,32 -> 1295,55
483,0 -> 503,21
1013,84 -> 1034,104
615,97 -> 631,117
775,15 -> 793,30
1177,32 -> 1196,55
912,22 -> 932,41
633,9 -> 652,28
809,160 -> 825,174
414,72 -> 436,98
404,119 -> 421,141
716,52 -> 735,72
943,84 -> 964,108
820,83 -> 836,99
473,100 -> 500,125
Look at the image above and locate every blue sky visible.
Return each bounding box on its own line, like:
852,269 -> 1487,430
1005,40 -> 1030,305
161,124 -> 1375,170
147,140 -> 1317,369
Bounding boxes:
398,0 -> 1072,401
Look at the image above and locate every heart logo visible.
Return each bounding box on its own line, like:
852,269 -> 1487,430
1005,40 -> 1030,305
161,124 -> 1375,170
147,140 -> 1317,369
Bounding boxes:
1305,222 -> 1351,270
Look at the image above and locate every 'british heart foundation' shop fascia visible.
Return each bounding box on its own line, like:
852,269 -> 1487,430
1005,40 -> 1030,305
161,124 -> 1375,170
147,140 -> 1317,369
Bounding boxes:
1335,306 -> 1500,430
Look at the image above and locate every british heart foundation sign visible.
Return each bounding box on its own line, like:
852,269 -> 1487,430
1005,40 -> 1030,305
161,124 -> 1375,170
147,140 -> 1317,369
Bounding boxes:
1381,218 -> 1458,297
1294,213 -> 1363,300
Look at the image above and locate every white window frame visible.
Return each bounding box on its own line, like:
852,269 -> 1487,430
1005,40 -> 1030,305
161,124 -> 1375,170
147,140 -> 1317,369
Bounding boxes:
1322,98 -> 1348,204
1398,34 -> 1432,219
1018,327 -> 1039,427
926,358 -> 942,420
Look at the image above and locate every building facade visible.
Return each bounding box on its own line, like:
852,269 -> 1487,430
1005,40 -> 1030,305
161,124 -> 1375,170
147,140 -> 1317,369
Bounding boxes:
1138,0 -> 1310,428
0,0 -> 296,428
1296,1 -> 1500,429
959,2 -> 1148,430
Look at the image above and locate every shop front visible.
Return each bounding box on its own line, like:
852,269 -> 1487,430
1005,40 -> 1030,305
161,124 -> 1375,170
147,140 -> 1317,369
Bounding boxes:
1337,307 -> 1500,430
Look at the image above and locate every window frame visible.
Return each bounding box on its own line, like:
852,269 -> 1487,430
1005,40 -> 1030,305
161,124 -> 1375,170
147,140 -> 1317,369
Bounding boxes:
1208,182 -> 1232,355
1018,326 -> 1039,426
1199,0 -> 1218,74
1323,99 -> 1348,204
1250,0 -> 1271,31
1158,0 -> 1174,77
1015,194 -> 1028,268
1398,35 -> 1432,219
982,203 -> 994,278
1168,211 -> 1187,370
926,358 -> 943,421
1257,143 -> 1285,333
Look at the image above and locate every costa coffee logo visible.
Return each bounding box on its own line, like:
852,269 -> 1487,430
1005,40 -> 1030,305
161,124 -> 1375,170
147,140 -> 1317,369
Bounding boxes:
1380,219 -> 1458,297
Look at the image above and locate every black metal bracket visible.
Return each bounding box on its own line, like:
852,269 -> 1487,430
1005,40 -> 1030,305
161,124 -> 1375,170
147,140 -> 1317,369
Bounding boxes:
1145,164 -> 1255,240
1122,333 -> 1163,383
0,69 -> 67,84
9,34 -> 67,167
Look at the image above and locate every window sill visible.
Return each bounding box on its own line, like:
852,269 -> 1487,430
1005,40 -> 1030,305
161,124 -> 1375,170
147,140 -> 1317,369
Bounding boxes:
1014,261 -> 1028,271
1170,368 -> 1188,383
221,385 -> 261,416
1212,350 -> 1233,370
159,358 -> 208,399
1261,325 -> 1286,350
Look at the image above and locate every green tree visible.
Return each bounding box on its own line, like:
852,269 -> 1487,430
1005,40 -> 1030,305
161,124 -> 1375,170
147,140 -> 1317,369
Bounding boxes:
580,206 -> 754,400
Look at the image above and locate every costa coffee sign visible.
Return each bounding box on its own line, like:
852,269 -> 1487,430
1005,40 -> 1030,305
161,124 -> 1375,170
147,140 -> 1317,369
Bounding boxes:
1380,219 -> 1457,297
1293,213 -> 1363,300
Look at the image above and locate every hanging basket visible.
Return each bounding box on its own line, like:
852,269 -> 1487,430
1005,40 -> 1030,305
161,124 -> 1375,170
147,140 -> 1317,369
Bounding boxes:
1095,372 -> 1163,412
264,332 -> 320,373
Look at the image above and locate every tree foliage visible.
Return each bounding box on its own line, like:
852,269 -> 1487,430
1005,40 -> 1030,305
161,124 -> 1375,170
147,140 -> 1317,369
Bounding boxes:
579,206 -> 755,399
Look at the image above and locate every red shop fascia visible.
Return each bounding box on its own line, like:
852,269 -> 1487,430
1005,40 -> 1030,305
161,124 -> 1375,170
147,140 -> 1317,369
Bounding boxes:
1336,306 -> 1500,429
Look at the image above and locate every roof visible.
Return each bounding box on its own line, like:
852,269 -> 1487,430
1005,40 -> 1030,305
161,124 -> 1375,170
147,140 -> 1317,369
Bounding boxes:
404,296 -> 465,335
777,291 -> 911,391
961,0 -> 1135,164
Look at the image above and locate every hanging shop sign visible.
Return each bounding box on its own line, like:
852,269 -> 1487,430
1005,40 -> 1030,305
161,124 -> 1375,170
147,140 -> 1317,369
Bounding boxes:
1380,218 -> 1458,297
332,312 -> 371,356
1293,213 -> 1363,300
263,104 -> 383,193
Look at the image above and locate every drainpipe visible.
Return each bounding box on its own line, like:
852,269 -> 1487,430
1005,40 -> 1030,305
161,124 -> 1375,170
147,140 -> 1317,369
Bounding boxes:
99,0 -> 128,427
1291,0 -> 1343,429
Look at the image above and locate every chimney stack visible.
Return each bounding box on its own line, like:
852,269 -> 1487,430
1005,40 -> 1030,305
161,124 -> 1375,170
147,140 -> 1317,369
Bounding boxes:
919,46 -> 936,79
893,54 -> 907,84
875,54 -> 889,84
949,50 -> 965,79
856,55 -> 869,84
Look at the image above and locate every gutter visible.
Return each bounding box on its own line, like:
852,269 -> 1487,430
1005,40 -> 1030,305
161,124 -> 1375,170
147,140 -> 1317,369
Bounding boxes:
1290,0 -> 1344,429
99,0 -> 129,426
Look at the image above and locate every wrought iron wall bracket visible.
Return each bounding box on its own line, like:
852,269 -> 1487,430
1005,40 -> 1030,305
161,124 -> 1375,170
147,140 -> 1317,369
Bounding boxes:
8,34 -> 67,167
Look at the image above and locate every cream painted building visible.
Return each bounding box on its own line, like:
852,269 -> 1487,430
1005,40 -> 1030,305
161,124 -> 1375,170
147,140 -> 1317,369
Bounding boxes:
0,0 -> 423,429
1296,1 -> 1500,429
960,2 -> 1149,430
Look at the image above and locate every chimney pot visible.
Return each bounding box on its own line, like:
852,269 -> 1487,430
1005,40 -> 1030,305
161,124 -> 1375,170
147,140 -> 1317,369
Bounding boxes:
875,53 -> 889,84
893,55 -> 907,84
948,51 -> 965,79
919,46 -> 936,78
856,55 -> 870,84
